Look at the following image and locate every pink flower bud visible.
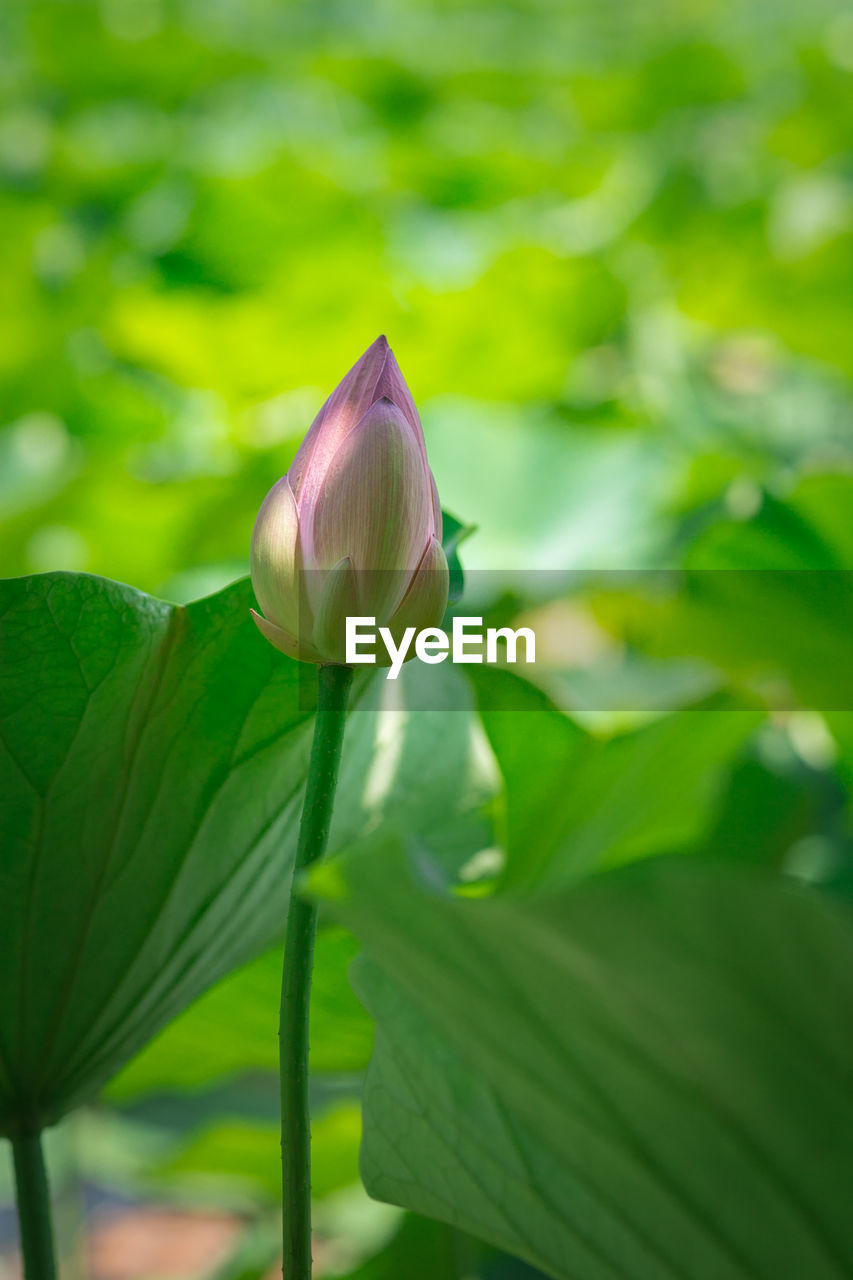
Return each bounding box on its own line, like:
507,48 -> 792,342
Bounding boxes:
251,336 -> 449,665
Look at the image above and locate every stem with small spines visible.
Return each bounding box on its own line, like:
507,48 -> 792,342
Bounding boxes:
279,662 -> 353,1280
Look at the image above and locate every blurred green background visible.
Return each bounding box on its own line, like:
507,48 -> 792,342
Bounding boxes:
2,0 -> 852,595
2,0 -> 853,1276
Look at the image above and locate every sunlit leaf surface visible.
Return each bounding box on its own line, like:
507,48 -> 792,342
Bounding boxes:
0,571 -> 492,1133
321,839 -> 853,1280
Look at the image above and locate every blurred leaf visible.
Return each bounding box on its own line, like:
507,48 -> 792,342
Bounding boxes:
159,1101 -> 360,1201
598,477 -> 853,711
828,713 -> 853,794
472,668 -> 760,889
106,929 -> 372,1102
688,490 -> 845,572
333,1210 -> 551,1279
695,754 -> 817,868
332,1214 -> 488,1280
332,660 -> 499,880
206,1219 -> 282,1280
425,406 -> 669,572
319,838 -> 853,1280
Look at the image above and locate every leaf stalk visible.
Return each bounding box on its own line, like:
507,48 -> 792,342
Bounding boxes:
11,1131 -> 57,1280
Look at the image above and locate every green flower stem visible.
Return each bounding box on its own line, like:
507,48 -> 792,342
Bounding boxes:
11,1132 -> 57,1280
280,662 -> 354,1280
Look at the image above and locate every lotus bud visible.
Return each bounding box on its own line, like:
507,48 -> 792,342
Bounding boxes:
251,336 -> 449,665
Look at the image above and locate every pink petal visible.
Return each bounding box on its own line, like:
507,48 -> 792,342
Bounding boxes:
289,336 -> 392,504
306,398 -> 433,618
290,338 -> 431,526
386,536 -> 449,641
428,469 -> 442,542
372,346 -> 426,453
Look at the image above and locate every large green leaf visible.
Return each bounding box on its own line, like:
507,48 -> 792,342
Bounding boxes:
332,1212 -> 546,1280
105,928 -> 373,1101
0,570 -> 493,1134
0,571 -> 314,1134
473,668 -> 760,889
333,660 -> 497,879
318,840 -> 853,1280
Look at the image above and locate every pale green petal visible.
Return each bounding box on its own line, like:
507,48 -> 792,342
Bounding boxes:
250,609 -> 320,665
311,557 -> 361,664
250,475 -> 305,635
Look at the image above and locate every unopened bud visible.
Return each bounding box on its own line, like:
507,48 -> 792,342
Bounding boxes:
250,337 -> 449,665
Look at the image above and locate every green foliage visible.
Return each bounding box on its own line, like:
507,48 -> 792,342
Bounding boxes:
474,669 -> 762,889
2,0 -> 852,591
105,930 -> 373,1101
159,1102 -> 361,1202
2,0 -> 853,1273
0,571 -> 311,1133
0,576 -> 322,1136
317,837 -> 853,1280
0,570 -> 492,1135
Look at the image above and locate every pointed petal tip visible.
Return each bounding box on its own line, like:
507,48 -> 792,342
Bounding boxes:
360,334 -> 388,359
